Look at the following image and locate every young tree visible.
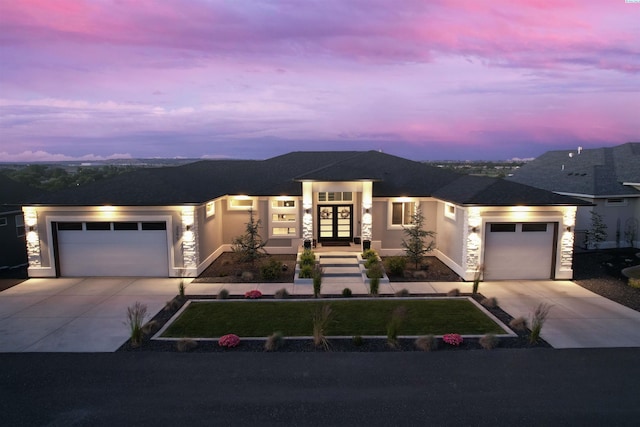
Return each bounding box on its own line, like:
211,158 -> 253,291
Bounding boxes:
401,205 -> 436,269
585,211 -> 607,250
232,209 -> 267,265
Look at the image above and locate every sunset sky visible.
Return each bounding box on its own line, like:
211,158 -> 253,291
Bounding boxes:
1,0 -> 638,161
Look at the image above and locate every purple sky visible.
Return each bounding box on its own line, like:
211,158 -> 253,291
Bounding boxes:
1,0 -> 639,161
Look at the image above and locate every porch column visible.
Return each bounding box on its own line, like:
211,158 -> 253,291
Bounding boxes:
302,181 -> 313,246
361,181 -> 373,245
181,206 -> 198,277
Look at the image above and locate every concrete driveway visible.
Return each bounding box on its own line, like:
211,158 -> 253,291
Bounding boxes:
0,277 -> 180,352
476,280 -> 640,348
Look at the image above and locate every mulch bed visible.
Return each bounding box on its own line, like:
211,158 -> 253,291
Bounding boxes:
384,256 -> 463,282
193,253 -> 297,283
117,293 -> 550,353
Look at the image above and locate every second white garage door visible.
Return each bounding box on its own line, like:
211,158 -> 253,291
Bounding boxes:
483,222 -> 556,280
56,221 -> 169,277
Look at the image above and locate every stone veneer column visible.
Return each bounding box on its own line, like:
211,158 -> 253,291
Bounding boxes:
464,207 -> 482,273
23,207 -> 42,268
361,181 -> 373,242
181,206 -> 198,276
302,182 -> 313,244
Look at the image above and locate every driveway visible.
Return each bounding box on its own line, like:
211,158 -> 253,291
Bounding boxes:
477,280 -> 640,348
0,277 -> 180,352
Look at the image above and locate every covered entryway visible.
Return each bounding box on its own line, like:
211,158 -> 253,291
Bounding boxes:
483,222 -> 557,280
55,221 -> 169,277
318,205 -> 353,243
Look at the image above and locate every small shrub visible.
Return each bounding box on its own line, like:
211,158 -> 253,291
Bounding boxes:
299,250 -> 316,267
395,288 -> 410,297
412,270 -> 428,280
312,265 -> 323,298
217,288 -> 230,299
312,304 -> 333,350
164,299 -> 181,311
352,335 -> 364,346
509,316 -> 527,331
244,289 -> 262,299
369,277 -> 380,296
274,288 -> 290,299
176,339 -> 198,352
529,302 -> 552,344
265,331 -> 285,352
447,288 -> 460,297
299,264 -> 313,279
479,334 -> 498,350
342,288 -> 353,298
218,334 -> 240,348
260,259 -> 283,281
141,320 -> 158,335
241,271 -> 254,281
481,297 -> 498,309
443,333 -> 463,346
362,249 -> 377,260
179,279 -> 185,297
629,278 -> 640,289
415,335 -> 437,352
124,301 -> 148,348
367,263 -> 384,279
385,256 -> 407,276
386,306 -> 408,348
364,257 -> 379,269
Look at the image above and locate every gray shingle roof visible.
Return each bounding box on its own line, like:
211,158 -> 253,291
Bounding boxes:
24,151 -> 587,207
507,142 -> 640,197
0,175 -> 45,211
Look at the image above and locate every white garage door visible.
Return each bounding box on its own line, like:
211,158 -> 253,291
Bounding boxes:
57,221 -> 169,277
483,222 -> 556,280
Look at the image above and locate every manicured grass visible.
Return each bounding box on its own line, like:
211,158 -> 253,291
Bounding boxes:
162,299 -> 505,338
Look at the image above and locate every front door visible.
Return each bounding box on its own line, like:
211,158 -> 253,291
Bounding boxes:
318,205 -> 353,242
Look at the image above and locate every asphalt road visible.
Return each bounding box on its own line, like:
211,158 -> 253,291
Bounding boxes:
1,348 -> 639,426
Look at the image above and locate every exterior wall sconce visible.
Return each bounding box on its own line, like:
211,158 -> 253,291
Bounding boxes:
186,225 -> 192,231
566,226 -> 572,232
364,207 -> 371,214
29,226 -> 35,232
470,226 -> 478,233
304,208 -> 311,215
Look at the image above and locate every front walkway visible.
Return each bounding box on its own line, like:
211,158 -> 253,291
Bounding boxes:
2,277 -> 639,351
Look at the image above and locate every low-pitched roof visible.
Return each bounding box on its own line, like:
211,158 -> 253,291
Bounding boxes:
24,151 -> 585,207
0,175 -> 45,212
507,142 -> 640,197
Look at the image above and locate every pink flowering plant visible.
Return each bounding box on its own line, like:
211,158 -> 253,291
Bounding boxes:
218,334 -> 240,348
244,289 -> 262,299
442,333 -> 464,346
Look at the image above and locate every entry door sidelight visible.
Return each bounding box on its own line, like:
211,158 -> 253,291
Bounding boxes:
318,205 -> 353,241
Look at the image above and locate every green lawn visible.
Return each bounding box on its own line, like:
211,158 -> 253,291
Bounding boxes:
162,299 -> 505,338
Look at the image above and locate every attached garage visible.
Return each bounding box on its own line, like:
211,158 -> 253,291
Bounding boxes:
483,222 -> 557,280
55,221 -> 169,277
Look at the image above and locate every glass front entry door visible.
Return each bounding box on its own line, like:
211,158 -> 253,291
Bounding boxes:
318,205 -> 353,242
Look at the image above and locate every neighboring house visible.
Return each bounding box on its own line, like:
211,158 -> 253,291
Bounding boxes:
22,151 -> 588,281
508,143 -> 640,249
0,175 -> 44,276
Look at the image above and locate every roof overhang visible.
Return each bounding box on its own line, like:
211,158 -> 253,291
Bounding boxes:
623,182 -> 640,191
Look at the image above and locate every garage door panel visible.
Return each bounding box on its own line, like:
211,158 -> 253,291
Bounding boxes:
483,223 -> 555,280
58,229 -> 168,277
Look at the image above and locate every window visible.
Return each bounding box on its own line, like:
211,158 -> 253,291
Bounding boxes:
444,203 -> 456,220
605,198 -> 627,207
15,215 -> 25,237
272,227 -> 296,236
0,217 -> 6,227
318,192 -> 352,202
86,222 -> 111,231
114,222 -> 139,231
272,214 -> 296,222
490,223 -> 516,232
391,202 -> 416,226
206,201 -> 215,217
522,223 -> 548,232
141,222 -> 166,230
271,200 -> 296,208
228,197 -> 255,210
58,222 -> 83,231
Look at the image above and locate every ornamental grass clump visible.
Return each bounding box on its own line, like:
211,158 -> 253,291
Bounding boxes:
442,333 -> 463,346
369,277 -> 380,296
509,316 -> 527,331
217,288 -> 230,299
447,288 -> 460,297
386,306 -> 408,348
264,331 -> 285,352
124,301 -> 148,348
244,289 -> 263,299
415,335 -> 437,352
342,288 -> 353,298
312,304 -> 333,350
395,288 -> 410,297
218,334 -> 241,348
481,297 -> 498,309
479,333 -> 498,350
274,288 -> 290,299
529,303 -> 553,344
312,265 -> 323,298
176,339 -> 198,352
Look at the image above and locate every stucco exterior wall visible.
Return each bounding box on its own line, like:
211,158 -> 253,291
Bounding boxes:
376,199 -> 437,255
434,202 -> 465,276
